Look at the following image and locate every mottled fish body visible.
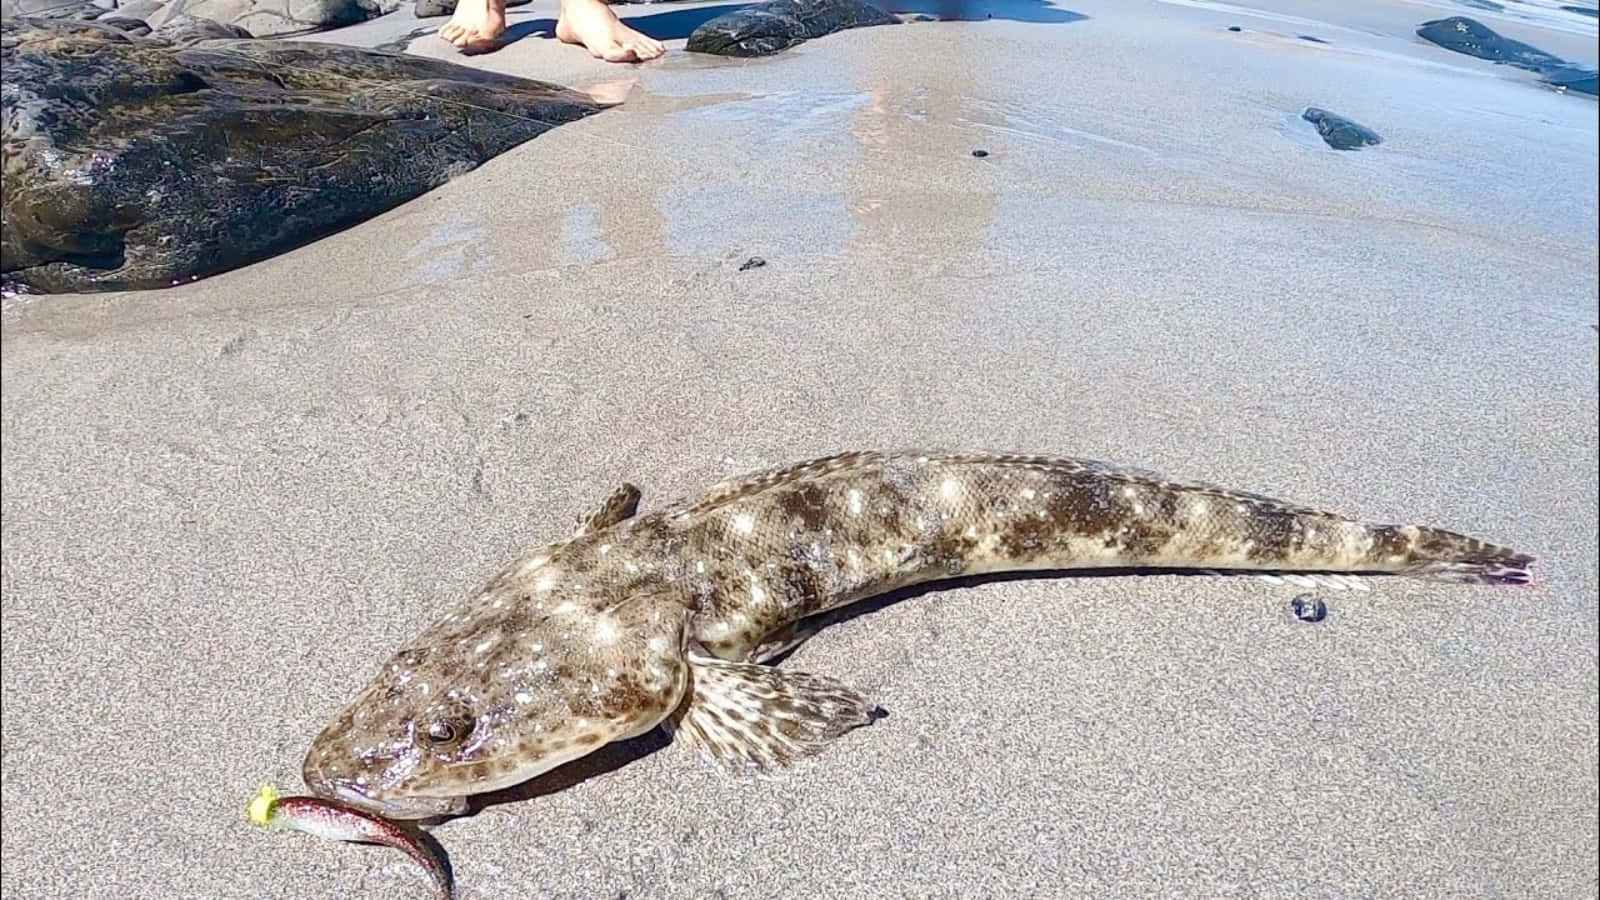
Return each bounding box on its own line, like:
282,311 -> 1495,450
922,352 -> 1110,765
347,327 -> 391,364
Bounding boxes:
302,451 -> 1533,819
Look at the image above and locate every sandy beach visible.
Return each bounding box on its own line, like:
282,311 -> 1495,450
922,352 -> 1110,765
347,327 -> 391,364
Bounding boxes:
2,0 -> 1597,896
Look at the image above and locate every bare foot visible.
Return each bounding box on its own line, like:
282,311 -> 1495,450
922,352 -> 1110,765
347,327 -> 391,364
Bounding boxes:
440,0 -> 506,53
555,0 -> 665,62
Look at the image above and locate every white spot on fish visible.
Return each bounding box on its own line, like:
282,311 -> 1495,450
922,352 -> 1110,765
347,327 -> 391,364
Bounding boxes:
474,637 -> 497,655
515,691 -> 533,704
593,616 -> 619,644
848,489 -> 864,516
554,601 -> 578,615
749,574 -> 768,606
733,512 -> 755,534
1021,488 -> 1036,500
534,571 -> 558,593
940,479 -> 960,501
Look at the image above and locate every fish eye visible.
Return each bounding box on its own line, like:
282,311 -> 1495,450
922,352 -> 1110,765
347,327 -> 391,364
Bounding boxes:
422,717 -> 471,746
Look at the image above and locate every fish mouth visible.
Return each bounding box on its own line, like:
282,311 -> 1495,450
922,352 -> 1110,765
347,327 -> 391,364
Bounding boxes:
312,779 -> 469,821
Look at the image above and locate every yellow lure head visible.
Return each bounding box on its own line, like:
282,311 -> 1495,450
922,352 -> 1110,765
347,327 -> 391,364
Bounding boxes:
248,784 -> 280,827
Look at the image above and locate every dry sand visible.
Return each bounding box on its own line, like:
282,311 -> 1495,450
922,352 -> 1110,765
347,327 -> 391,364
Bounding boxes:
2,0 -> 1597,897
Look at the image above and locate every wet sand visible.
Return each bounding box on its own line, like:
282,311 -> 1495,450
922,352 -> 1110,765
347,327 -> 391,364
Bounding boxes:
2,0 -> 1596,897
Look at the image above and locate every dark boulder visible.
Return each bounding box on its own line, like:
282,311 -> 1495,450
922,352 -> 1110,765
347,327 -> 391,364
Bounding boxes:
150,13 -> 254,41
0,0 -> 105,18
685,0 -> 898,57
137,0 -> 385,38
1,18 -> 609,293
96,14 -> 155,34
1416,16 -> 1598,96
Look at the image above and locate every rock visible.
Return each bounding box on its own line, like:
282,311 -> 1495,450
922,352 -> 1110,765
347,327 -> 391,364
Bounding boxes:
105,0 -> 166,19
685,0 -> 897,57
1290,593 -> 1327,623
1301,107 -> 1382,151
414,0 -> 529,18
1,17 -> 609,294
1417,15 -> 1565,70
1416,15 -> 1598,96
0,0 -> 103,18
150,12 -> 253,41
140,0 -> 383,38
1541,65 -> 1598,96
96,14 -> 153,33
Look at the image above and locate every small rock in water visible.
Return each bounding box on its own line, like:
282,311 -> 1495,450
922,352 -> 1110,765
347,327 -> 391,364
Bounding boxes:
1227,24 -> 1241,31
1291,593 -> 1328,623
738,256 -> 767,271
971,148 -> 989,158
1301,107 -> 1383,150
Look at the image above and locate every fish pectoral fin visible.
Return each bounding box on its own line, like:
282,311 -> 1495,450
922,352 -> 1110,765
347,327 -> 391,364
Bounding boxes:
571,482 -> 643,537
667,652 -> 884,774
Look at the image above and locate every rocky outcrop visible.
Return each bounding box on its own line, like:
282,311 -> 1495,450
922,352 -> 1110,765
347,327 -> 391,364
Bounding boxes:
0,0 -> 106,18
0,0 -> 392,36
1416,16 -> 1598,96
1,18 -> 610,293
136,0 -> 385,36
685,0 -> 897,57
1301,108 -> 1383,150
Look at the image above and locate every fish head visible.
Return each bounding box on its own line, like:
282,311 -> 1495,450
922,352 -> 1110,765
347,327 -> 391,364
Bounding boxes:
302,592 -> 690,820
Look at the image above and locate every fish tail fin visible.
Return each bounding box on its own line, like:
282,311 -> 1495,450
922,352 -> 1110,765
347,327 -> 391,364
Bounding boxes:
1389,525 -> 1536,586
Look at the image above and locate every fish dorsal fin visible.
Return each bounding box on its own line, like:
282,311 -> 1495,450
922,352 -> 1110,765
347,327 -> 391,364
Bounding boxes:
666,652 -> 883,774
571,483 -> 642,538
667,452 -> 883,516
